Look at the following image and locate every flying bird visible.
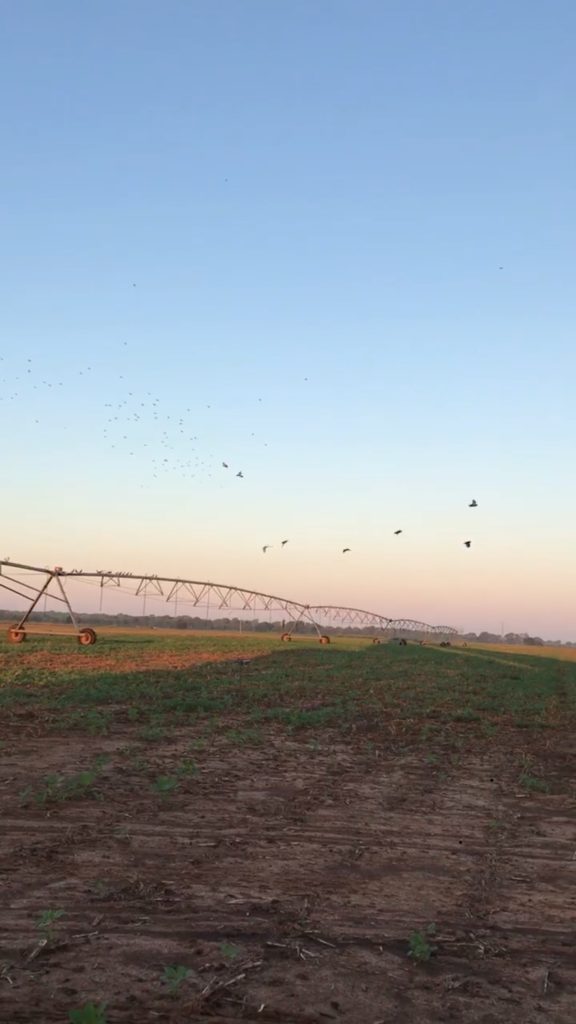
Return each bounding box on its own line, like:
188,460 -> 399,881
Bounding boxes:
468,499 -> 478,508
222,462 -> 229,468
281,539 -> 289,547
464,541 -> 472,548
394,529 -> 403,535
262,545 -> 272,553
236,471 -> 244,478
342,548 -> 351,554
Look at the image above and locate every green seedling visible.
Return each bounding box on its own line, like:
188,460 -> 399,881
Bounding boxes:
519,772 -> 550,793
224,727 -> 263,746
20,765 -> 102,807
37,908 -> 64,943
68,1003 -> 108,1024
408,923 -> 437,962
162,964 -> 191,995
175,759 -> 198,778
219,941 -> 241,961
153,774 -> 179,797
139,723 -> 166,742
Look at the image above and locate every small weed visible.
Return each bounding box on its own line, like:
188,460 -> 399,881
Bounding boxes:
112,824 -> 131,842
127,749 -> 149,772
175,759 -> 198,778
21,766 -> 101,806
68,710 -> 112,736
224,727 -> 263,746
481,721 -> 497,737
137,716 -> 165,741
518,754 -> 549,792
450,709 -> 480,722
519,772 -> 550,793
37,908 -> 64,943
220,941 -> 241,961
408,923 -> 437,962
265,706 -> 344,730
139,723 -> 166,742
162,964 -> 191,995
90,880 -> 109,898
153,775 -> 179,797
68,1003 -> 108,1024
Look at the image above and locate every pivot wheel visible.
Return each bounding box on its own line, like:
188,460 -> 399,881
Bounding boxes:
319,635 -> 331,645
280,632 -> 292,642
8,626 -> 26,644
372,637 -> 381,645
78,627 -> 97,646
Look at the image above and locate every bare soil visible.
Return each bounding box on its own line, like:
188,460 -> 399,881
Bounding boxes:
1,727 -> 574,1023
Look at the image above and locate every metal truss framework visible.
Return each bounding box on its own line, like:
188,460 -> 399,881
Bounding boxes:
0,560 -> 457,645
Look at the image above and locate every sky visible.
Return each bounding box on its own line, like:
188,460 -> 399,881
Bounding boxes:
1,0 -> 575,639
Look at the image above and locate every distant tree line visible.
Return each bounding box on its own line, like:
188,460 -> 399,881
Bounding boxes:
0,609 -> 569,644
0,608 -> 380,636
461,630 -> 550,646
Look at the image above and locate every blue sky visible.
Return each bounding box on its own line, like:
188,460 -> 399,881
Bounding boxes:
1,0 -> 575,638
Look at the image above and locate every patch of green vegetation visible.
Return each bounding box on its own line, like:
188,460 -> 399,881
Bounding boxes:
224,726 -> 263,746
175,758 -> 199,777
262,704 -> 347,730
519,772 -> 550,793
220,941 -> 242,961
37,908 -> 64,943
188,737 -> 208,751
517,754 -> 550,792
162,964 -> 191,995
21,763 -> 104,806
408,923 -> 437,962
68,1003 -> 108,1024
153,774 -> 179,797
138,720 -> 167,742
2,633 -> 576,754
63,709 -> 113,735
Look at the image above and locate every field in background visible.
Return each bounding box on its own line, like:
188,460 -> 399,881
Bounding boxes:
458,641 -> 576,661
1,631 -> 575,1023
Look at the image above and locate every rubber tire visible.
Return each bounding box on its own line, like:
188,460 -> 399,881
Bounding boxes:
78,628 -> 97,646
8,626 -> 26,644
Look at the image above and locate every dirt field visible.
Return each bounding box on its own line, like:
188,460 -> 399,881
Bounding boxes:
1,633 -> 575,1023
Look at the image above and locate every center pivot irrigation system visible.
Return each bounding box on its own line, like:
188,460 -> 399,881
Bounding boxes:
0,560 -> 457,646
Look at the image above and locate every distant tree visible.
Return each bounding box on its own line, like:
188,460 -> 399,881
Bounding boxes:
478,631 -> 500,643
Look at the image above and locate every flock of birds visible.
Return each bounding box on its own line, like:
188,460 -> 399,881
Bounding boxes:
2,348 -> 482,563
261,500 -> 479,554
0,352 -> 272,484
